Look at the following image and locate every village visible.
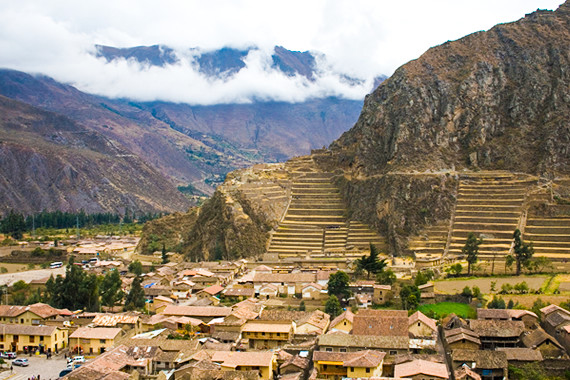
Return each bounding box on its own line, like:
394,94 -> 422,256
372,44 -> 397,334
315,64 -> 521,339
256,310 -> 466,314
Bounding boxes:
0,232 -> 569,380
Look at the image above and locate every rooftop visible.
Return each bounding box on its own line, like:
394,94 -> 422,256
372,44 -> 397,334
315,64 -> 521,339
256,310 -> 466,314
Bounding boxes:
70,327 -> 123,340
394,359 -> 448,379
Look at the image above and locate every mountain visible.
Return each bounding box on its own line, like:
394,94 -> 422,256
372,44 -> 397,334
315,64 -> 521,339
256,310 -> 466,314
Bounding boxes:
0,95 -> 190,215
138,2 -> 570,260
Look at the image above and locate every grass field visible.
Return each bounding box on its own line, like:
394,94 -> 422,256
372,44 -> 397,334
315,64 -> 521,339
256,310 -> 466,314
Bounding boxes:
419,302 -> 476,319
434,276 -> 548,294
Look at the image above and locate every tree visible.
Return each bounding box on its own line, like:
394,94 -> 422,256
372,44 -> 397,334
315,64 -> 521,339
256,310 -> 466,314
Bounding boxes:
513,229 -> 534,275
161,243 -> 169,264
507,299 -> 515,309
514,281 -> 529,294
463,232 -> 483,276
488,296 -> 506,309
325,295 -> 342,318
528,257 -> 553,274
531,298 -> 547,320
461,286 -> 473,299
100,269 -> 124,308
327,271 -> 351,302
376,269 -> 396,286
447,263 -> 463,277
414,271 -> 429,287
505,255 -> 515,274
128,260 -> 143,276
400,284 -> 421,310
299,300 -> 306,311
124,277 -> 146,311
356,244 -> 387,279
0,211 -> 27,240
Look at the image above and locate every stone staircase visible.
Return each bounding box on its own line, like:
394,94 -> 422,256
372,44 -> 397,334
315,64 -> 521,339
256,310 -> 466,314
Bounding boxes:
525,217 -> 570,257
407,222 -> 449,261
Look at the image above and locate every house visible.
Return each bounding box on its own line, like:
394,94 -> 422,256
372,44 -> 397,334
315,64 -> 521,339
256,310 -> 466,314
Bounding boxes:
409,311 -> 437,338
92,313 -> 142,333
150,295 -> 175,313
0,303 -> 69,325
418,282 -> 435,304
444,328 -> 482,350
313,350 -> 385,379
329,309 -> 354,333
296,310 -> 330,335
454,363 -> 482,380
0,323 -> 67,353
468,319 -> 525,349
451,349 -> 507,380
211,351 -> 276,380
352,309 -> 409,337
476,308 -> 538,328
520,327 -> 566,358
372,284 -> 393,305
318,333 -> 409,356
496,347 -> 543,366
197,284 -> 224,300
253,265 -> 273,274
253,272 -> 316,296
223,287 -> 255,301
241,320 -> 295,349
69,327 -> 123,355
259,283 -> 279,298
162,305 -> 231,323
280,355 -> 310,376
540,304 -> 570,352
394,359 -> 448,380
301,283 -> 325,300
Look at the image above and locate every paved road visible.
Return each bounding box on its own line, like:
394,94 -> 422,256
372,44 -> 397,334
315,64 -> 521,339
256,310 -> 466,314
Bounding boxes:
0,267 -> 66,287
0,355 -> 71,380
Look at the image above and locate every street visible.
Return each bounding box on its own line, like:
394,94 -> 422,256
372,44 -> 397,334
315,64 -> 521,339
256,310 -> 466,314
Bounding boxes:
0,355 -> 72,380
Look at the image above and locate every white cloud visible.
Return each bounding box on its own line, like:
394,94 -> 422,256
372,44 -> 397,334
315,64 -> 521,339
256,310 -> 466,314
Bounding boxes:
0,0 -> 564,105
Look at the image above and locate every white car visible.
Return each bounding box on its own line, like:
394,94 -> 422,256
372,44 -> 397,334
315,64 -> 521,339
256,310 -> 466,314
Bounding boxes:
72,355 -> 85,363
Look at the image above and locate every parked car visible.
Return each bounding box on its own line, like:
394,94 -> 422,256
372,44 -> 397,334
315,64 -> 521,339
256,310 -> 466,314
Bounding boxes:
13,358 -> 29,366
59,368 -> 73,377
72,355 -> 86,363
0,352 -> 16,359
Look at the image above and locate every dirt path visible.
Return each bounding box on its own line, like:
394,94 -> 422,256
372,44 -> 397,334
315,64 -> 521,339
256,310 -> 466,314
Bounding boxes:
0,266 -> 66,286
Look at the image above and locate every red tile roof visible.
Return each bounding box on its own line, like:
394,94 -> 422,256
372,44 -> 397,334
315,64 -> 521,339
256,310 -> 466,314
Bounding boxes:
394,359 -> 448,379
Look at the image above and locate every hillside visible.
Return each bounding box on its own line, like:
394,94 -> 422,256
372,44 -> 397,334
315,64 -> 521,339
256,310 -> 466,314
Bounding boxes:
0,95 -> 190,215
140,3 -> 570,260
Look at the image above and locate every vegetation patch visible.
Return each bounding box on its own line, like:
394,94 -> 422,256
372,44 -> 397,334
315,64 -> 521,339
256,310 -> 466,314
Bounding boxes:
419,302 -> 476,319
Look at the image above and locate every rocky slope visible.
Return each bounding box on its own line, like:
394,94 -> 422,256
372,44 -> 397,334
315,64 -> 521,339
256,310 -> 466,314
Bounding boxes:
0,95 -> 190,215
140,3 -> 570,259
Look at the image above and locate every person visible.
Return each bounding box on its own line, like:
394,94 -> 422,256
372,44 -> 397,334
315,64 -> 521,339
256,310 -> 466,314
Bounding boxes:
10,364 -> 12,373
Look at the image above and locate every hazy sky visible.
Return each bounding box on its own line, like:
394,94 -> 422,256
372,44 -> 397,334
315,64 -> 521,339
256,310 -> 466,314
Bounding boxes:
0,0 -> 564,104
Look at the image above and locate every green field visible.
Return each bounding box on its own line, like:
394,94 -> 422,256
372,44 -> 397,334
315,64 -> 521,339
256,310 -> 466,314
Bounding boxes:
419,302 -> 476,319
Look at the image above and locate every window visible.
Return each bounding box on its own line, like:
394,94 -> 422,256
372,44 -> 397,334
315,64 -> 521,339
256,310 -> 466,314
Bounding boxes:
262,332 -> 265,336
29,336 -> 34,343
389,350 -> 397,355
13,335 -> 19,342
40,336 -> 44,342
366,368 -> 370,373
340,348 -> 346,352
100,339 -> 106,344
350,367 -> 354,372
418,322 -> 421,326
0,335 -> 3,341
323,365 -> 327,370
343,321 -> 347,325
326,347 -> 332,352
20,318 -> 24,324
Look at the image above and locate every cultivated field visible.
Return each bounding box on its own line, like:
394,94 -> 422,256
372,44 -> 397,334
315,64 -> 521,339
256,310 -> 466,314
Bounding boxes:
434,275 -> 548,294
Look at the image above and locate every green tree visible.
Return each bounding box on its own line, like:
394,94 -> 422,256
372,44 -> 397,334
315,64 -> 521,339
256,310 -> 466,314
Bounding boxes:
528,257 -> 553,274
356,244 -> 387,279
461,286 -> 473,299
514,281 -> 529,294
325,295 -> 342,318
531,298 -> 547,320
507,299 -> 515,309
414,271 -> 429,287
447,263 -> 463,277
505,255 -> 515,274
463,232 -> 483,275
299,300 -> 306,311
501,283 -> 513,294
327,271 -> 351,302
0,211 -> 27,240
376,269 -> 396,286
488,296 -> 506,309
128,260 -> 143,276
10,280 -> 30,305
513,229 -> 534,275
124,276 -> 145,311
472,286 -> 481,299
161,243 -> 169,264
100,269 -> 124,308
400,284 -> 421,310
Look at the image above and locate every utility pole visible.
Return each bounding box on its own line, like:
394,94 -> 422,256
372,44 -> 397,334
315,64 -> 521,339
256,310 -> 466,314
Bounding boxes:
32,214 -> 35,239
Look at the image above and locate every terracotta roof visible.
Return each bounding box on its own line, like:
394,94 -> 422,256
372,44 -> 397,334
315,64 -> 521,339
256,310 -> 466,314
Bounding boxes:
242,321 -> 293,333
409,311 -> 437,332
253,265 -> 273,272
261,310 -> 314,322
520,327 -> 564,350
455,363 -> 481,380
0,323 -> 60,336
496,347 -> 543,362
223,288 -> 255,297
211,351 -> 274,368
318,333 -> 409,350
394,359 -> 448,379
281,355 -> 310,371
477,308 -> 538,320
445,327 -> 479,338
540,304 -> 569,317
297,310 -> 330,333
302,282 -> 324,290
353,310 -> 409,337
330,309 -> 355,328
163,305 -> 231,318
70,327 -> 123,340
92,313 -> 139,327
0,303 -> 62,319
201,284 -> 224,296
313,350 -> 385,368
446,333 -> 481,346
253,272 -> 316,284
452,349 -> 507,369
468,319 -> 525,337
545,311 -> 570,328
374,284 -> 392,290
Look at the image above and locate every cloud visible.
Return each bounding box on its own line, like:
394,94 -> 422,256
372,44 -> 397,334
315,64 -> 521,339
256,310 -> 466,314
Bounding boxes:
0,0 -> 564,105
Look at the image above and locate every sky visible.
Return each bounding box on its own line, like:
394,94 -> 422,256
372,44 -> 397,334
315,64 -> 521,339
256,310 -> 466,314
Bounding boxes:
0,0 -> 564,105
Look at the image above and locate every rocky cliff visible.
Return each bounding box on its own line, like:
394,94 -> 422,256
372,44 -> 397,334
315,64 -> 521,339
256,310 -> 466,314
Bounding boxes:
0,95 -> 190,215
325,3 -> 570,177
